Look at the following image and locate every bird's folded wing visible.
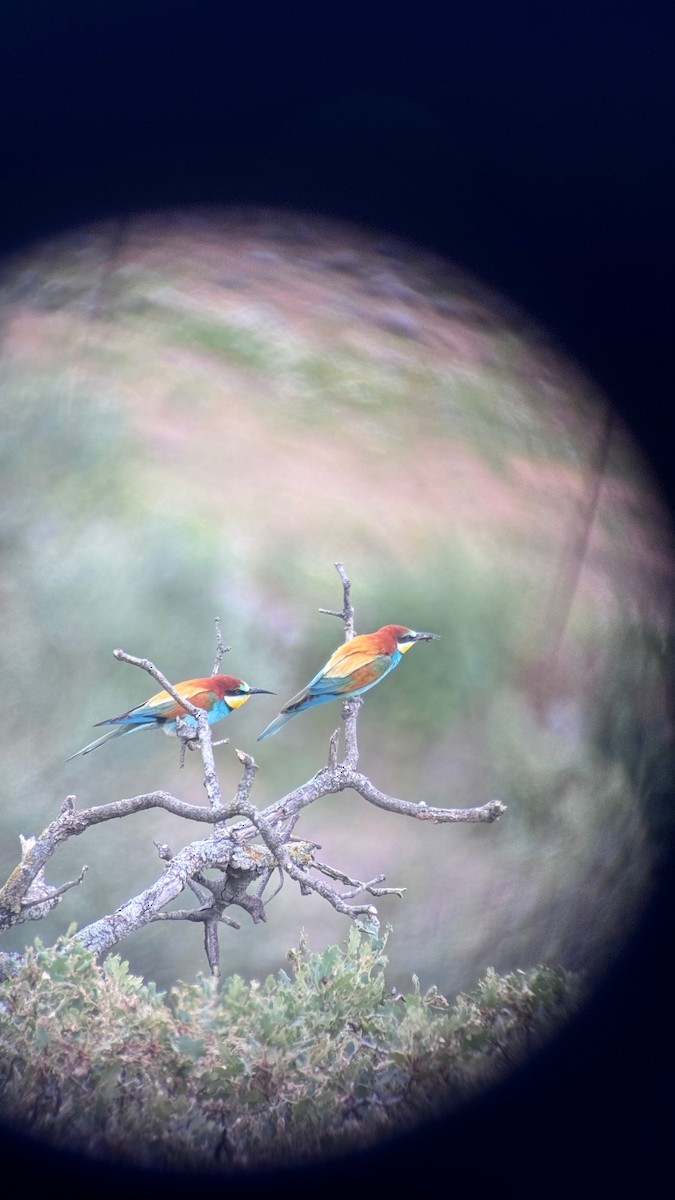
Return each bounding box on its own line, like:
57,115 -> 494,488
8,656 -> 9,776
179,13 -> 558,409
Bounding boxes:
146,682 -> 215,716
100,682 -> 213,726
310,649 -> 392,695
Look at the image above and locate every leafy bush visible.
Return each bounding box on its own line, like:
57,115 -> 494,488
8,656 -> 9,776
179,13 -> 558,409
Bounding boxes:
0,929 -> 580,1173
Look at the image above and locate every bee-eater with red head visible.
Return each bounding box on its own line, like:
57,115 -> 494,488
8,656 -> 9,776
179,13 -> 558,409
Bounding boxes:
257,624 -> 439,741
67,675 -> 274,759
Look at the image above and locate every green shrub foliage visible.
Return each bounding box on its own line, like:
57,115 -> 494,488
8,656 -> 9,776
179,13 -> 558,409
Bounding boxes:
0,930 -> 580,1172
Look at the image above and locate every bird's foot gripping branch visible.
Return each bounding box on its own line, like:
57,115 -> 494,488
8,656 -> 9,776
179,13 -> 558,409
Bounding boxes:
0,563 -> 505,975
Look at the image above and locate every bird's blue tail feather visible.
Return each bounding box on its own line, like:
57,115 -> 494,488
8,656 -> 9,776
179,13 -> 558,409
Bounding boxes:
66,723 -> 144,760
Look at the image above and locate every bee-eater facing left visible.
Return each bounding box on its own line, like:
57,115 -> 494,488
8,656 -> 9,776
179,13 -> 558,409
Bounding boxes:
257,624 -> 439,741
67,675 -> 274,760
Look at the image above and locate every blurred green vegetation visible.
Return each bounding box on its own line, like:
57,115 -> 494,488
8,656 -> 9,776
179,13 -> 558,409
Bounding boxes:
0,930 -> 581,1172
0,211 -> 671,1004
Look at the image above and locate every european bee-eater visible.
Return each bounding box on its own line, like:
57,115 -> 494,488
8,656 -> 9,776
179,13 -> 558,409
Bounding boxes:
257,624 -> 439,741
67,675 -> 274,759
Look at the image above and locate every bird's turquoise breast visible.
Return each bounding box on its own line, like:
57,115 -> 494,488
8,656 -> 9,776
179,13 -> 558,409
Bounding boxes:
206,697 -> 232,724
165,697 -> 231,732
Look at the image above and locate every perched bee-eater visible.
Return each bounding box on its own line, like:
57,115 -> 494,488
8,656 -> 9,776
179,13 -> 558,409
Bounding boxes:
67,675 -> 274,759
257,624 -> 439,741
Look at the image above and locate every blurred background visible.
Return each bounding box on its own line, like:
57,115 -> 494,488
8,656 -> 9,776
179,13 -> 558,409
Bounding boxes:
1,208 -> 671,1000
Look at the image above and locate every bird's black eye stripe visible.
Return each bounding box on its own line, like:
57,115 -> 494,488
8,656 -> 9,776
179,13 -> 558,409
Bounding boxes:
399,632 -> 416,643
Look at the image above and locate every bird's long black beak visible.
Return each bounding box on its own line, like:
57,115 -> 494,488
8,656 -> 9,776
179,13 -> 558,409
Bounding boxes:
249,687 -> 275,695
414,631 -> 440,642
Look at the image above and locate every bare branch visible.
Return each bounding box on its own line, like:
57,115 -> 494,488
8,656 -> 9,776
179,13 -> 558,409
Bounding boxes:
9,835 -> 89,924
256,866 -> 284,903
312,860 -> 406,901
151,908 -> 215,924
191,712 -> 223,810
19,869 -> 89,917
341,696 -> 362,770
2,564 -> 506,970
211,617 -> 230,674
233,749 -> 259,805
327,729 -> 340,767
204,921 -> 221,974
73,833 -> 240,956
236,767 -> 506,842
0,790 -> 226,933
319,564 -> 361,766
112,649 -> 204,722
318,560 -> 355,640
347,775 -> 507,824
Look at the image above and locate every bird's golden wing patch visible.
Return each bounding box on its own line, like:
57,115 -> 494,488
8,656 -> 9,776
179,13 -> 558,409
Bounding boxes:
134,681 -> 214,720
330,658 -> 391,693
321,642 -> 391,680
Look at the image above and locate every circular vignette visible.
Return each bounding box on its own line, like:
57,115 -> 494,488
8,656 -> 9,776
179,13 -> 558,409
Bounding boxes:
0,207 -> 672,1180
